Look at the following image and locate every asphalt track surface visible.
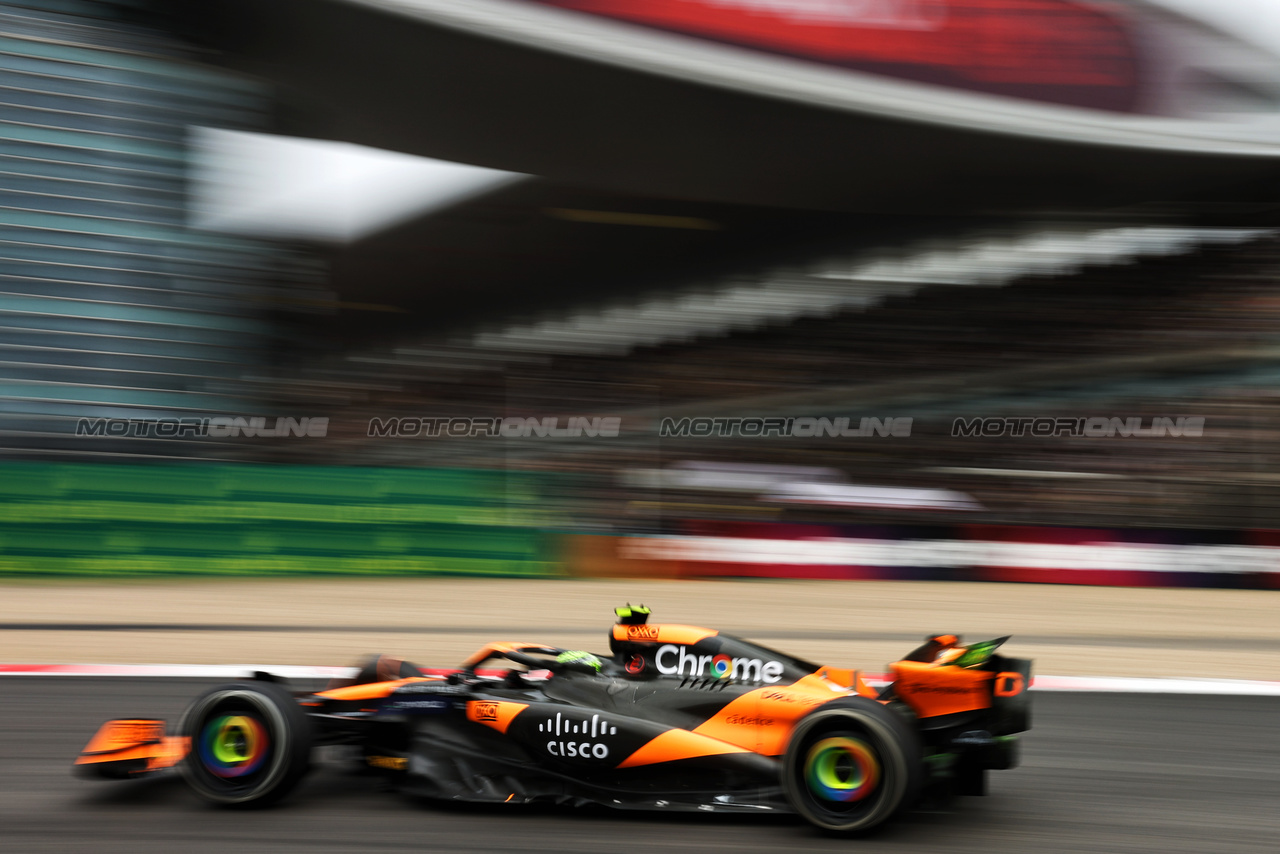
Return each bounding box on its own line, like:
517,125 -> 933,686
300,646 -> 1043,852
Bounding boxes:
2,679 -> 1276,854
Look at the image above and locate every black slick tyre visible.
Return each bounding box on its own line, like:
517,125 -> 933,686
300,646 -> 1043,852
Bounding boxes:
178,681 -> 311,806
782,696 -> 923,836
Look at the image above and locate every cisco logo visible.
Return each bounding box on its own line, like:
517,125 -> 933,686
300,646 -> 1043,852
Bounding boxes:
539,711 -> 615,760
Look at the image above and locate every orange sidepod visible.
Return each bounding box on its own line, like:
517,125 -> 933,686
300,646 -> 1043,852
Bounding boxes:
693,674 -> 852,755
891,661 -> 994,718
616,728 -> 749,768
466,700 -> 528,734
611,624 -> 718,645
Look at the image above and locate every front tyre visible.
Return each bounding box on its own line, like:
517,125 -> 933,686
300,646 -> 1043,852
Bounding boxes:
782,697 -> 922,835
178,681 -> 311,806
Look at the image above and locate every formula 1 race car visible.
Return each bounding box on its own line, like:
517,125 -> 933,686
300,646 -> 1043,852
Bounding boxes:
74,607 -> 1031,835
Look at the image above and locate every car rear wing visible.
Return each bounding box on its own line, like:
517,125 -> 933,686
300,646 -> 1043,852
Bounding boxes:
885,635 -> 1032,734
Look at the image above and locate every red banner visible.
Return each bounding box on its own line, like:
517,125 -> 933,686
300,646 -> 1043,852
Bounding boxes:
529,0 -> 1141,112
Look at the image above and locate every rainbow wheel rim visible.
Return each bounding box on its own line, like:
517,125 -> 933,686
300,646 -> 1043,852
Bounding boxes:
804,736 -> 881,803
198,714 -> 269,778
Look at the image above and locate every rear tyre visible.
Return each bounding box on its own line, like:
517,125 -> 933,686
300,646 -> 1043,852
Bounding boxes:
178,681 -> 311,806
782,697 -> 922,835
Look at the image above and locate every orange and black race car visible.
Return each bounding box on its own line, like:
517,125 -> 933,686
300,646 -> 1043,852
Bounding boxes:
74,606 -> 1031,835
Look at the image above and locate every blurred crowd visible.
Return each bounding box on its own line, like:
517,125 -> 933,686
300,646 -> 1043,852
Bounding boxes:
261,233 -> 1280,532
20,187 -> 1280,533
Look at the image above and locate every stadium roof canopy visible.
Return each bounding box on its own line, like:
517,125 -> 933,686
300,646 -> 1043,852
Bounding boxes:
181,0 -> 1280,340
187,0 -> 1280,215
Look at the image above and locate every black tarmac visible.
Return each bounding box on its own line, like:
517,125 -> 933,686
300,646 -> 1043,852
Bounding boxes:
2,678 -> 1276,853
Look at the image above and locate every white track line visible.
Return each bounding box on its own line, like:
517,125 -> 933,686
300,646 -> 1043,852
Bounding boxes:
0,664 -> 358,679
2,665 -> 1279,695
1028,675 -> 1280,695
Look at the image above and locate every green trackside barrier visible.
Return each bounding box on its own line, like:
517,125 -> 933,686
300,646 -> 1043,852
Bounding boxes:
0,462 -> 563,577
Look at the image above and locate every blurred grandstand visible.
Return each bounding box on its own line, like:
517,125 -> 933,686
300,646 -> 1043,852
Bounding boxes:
5,0 -> 1280,579
258,226 -> 1280,532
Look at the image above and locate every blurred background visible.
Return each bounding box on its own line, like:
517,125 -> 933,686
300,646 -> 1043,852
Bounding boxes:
4,0 -> 1280,587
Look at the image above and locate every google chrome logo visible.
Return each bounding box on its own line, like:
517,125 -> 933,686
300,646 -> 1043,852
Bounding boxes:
710,654 -> 733,678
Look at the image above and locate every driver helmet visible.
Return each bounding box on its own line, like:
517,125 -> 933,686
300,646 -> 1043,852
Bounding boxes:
554,650 -> 603,673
